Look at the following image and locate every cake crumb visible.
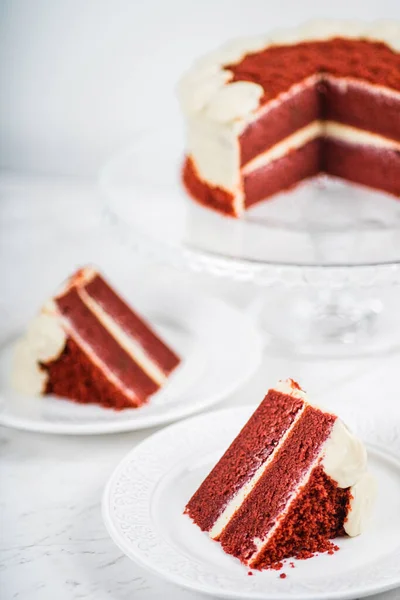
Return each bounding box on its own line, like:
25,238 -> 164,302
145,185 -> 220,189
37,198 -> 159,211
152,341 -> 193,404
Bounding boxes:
290,562 -> 295,568
279,573 -> 287,579
296,550 -> 315,560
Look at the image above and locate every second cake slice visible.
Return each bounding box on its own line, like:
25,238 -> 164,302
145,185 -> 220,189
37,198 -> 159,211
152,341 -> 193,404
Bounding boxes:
12,267 -> 181,409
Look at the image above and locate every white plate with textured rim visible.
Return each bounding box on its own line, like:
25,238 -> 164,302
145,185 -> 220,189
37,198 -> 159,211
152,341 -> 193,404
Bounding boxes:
0,286 -> 262,434
102,405 -> 400,600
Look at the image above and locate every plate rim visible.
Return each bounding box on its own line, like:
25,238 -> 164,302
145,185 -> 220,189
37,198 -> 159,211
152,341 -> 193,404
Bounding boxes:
102,406 -> 400,600
0,294 -> 263,435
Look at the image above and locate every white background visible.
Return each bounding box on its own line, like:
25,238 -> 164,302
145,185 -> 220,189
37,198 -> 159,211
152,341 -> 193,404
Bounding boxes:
1,0 -> 400,178
1,3 -> 400,599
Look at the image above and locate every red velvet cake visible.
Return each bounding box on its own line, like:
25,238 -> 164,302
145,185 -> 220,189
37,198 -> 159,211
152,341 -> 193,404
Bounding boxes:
12,268 -> 181,409
185,379 -> 376,570
178,21 -> 400,216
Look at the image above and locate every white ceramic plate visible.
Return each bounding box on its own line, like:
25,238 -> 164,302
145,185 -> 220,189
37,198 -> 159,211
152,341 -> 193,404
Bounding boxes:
103,406 -> 400,600
0,286 -> 262,434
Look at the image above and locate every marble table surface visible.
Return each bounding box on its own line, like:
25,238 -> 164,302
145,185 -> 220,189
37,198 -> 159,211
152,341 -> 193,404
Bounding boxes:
1,175 -> 399,600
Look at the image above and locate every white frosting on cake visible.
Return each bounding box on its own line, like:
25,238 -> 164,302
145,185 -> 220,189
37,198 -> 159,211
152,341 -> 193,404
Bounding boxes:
321,418 -> 367,488
12,301 -> 66,395
205,379 -> 375,562
78,287 -> 167,386
186,114 -> 243,212
205,81 -> 264,123
242,120 -> 400,175
178,69 -> 232,116
345,471 -> 378,536
247,75 -> 318,122
272,378 -> 309,401
242,121 -> 321,174
56,313 -> 139,402
325,122 -> 400,149
210,399 -> 307,540
64,266 -> 97,288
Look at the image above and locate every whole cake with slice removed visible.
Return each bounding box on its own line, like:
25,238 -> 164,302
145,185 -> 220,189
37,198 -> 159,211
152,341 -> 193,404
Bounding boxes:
12,267 -> 181,410
178,20 -> 400,216
185,379 -> 376,570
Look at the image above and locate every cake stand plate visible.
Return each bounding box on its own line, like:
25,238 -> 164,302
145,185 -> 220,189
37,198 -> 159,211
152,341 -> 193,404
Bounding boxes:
100,125 -> 400,356
0,286 -> 262,434
103,406 -> 400,600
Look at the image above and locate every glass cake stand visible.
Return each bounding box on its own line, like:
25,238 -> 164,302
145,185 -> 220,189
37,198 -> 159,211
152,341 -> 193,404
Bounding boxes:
99,124 -> 400,356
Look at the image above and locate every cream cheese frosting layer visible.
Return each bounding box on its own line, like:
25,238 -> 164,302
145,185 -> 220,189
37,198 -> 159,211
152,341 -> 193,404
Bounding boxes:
346,472 -> 378,537
242,121 -> 400,175
78,287 -> 167,387
242,122 -> 322,174
210,401 -> 307,540
12,302 -> 66,396
272,378 -> 309,401
321,418 -> 367,488
64,267 -> 169,384
325,122 -> 400,150
56,312 -> 139,403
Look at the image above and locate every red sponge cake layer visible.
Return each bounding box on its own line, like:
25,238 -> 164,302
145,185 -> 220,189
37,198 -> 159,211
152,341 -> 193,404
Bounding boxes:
251,466 -> 351,569
185,386 -> 304,531
219,406 -> 336,562
239,80 -> 320,166
243,139 -> 321,208
239,77 -> 400,168
321,78 -> 400,144
43,338 -> 136,410
324,139 -> 400,197
53,287 -> 159,403
84,274 -> 180,375
182,157 -> 236,216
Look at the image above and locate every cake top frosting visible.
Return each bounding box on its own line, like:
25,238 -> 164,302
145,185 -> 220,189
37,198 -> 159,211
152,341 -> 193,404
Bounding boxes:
178,20 -> 400,125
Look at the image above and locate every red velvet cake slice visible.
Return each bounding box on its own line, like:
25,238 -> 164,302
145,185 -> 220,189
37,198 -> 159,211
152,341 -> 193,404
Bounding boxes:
185,379 -> 376,569
12,267 -> 181,409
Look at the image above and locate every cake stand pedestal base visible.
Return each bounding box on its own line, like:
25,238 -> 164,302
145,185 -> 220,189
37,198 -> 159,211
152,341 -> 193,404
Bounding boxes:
249,287 -> 400,358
